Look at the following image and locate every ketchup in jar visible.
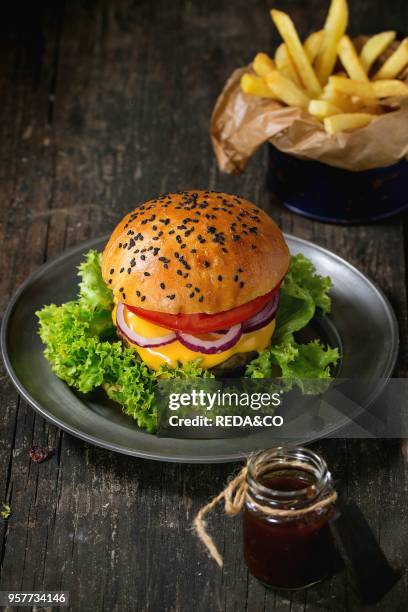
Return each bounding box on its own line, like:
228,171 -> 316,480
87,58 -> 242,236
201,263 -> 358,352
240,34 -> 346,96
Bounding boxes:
243,446 -> 336,590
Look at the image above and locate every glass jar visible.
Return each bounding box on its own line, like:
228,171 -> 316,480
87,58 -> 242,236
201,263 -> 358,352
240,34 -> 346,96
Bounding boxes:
243,446 -> 337,590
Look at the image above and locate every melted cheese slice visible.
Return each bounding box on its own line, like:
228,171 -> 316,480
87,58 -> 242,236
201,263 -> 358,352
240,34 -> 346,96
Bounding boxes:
113,305 -> 275,371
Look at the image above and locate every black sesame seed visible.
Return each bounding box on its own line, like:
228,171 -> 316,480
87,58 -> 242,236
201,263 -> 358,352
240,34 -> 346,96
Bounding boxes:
141,296 -> 146,302
110,268 -> 114,274
203,261 -> 210,268
127,268 -> 131,274
179,256 -> 191,270
108,279 -> 112,284
218,275 -> 223,281
144,272 -> 150,277
160,283 -> 166,290
140,255 -> 146,261
136,290 -> 141,297
189,292 -> 195,298
240,281 -> 245,288
199,296 -> 204,303
120,267 -> 124,273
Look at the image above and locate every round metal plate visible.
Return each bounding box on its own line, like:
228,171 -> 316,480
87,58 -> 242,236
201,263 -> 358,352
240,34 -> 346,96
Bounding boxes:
1,235 -> 399,463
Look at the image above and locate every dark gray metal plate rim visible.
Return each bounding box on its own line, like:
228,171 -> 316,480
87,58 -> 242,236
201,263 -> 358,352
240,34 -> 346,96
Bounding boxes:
0,234 -> 399,463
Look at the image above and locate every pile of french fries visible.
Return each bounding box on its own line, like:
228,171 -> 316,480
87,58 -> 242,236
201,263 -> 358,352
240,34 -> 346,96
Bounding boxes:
240,0 -> 408,134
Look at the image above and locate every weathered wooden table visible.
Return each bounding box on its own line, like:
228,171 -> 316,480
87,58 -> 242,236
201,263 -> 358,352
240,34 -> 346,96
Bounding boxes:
1,1 -> 407,610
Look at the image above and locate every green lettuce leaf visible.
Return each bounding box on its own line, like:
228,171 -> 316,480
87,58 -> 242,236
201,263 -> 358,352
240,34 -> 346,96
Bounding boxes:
157,360 -> 215,379
78,250 -> 113,312
274,253 -> 332,345
247,254 -> 338,390
36,300 -> 158,431
246,340 -> 339,392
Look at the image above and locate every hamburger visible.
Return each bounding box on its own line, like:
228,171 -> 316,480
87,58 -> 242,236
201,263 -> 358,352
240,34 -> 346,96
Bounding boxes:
101,190 -> 290,372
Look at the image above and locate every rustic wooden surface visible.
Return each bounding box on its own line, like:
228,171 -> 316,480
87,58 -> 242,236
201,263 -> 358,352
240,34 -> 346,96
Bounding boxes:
0,1 -> 407,610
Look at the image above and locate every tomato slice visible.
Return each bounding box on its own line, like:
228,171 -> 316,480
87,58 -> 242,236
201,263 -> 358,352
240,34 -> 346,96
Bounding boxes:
126,286 -> 279,333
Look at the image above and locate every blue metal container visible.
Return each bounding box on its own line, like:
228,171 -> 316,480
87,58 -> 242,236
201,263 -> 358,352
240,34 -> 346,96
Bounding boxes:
267,144 -> 408,224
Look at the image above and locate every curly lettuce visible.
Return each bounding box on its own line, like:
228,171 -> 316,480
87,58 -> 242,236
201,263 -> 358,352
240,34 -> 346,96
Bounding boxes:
78,250 -> 113,312
36,301 -> 157,430
274,253 -> 332,345
246,254 -> 339,388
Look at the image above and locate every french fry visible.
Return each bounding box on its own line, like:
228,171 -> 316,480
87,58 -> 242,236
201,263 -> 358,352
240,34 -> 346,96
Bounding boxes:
337,35 -> 369,81
320,85 -> 362,112
329,76 -> 376,100
253,53 -> 275,77
315,0 -> 349,86
372,79 -> 408,97
309,99 -> 342,119
274,43 -> 302,87
304,30 -> 324,63
270,10 -> 322,96
324,113 -> 374,134
360,31 -> 396,72
265,70 -> 310,108
331,76 -> 408,99
240,74 -> 277,98
373,38 -> 408,80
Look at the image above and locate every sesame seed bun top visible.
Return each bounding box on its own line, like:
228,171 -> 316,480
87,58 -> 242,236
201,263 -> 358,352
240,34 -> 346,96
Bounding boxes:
102,190 -> 290,315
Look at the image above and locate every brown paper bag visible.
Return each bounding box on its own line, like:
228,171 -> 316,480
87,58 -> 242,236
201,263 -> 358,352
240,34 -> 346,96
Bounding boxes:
211,64 -> 408,174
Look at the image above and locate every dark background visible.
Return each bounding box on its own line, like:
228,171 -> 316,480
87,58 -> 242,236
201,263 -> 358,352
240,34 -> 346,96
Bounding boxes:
1,1 -> 408,611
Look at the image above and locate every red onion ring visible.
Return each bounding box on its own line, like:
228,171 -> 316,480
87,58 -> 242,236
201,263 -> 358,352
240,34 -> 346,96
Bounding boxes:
242,291 -> 280,333
176,324 -> 243,354
116,303 -> 177,348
